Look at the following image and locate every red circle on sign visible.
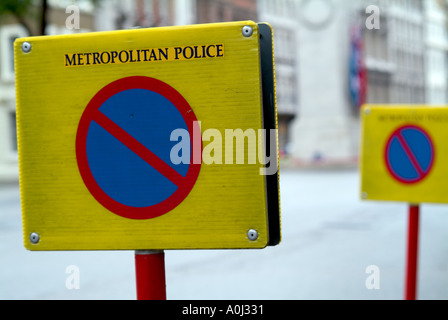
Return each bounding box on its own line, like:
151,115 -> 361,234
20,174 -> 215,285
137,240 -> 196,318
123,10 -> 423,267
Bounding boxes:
76,76 -> 202,220
384,124 -> 435,185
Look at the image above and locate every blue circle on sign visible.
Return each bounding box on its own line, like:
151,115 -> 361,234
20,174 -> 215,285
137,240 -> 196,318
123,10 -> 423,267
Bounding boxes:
76,76 -> 202,220
86,89 -> 189,207
385,125 -> 435,184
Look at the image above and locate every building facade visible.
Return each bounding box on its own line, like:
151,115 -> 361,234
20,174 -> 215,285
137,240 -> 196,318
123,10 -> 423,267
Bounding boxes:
258,0 -> 300,155
0,17 -> 26,182
289,0 -> 436,166
424,0 -> 448,105
94,0 -> 177,31
195,0 -> 257,23
94,0 -> 257,31
0,0 -> 94,182
290,0 -> 360,165
388,0 -> 426,104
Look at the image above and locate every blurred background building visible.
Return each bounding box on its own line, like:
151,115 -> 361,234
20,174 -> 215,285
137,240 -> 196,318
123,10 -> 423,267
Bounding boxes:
425,0 -> 448,105
0,0 -> 447,182
0,0 -> 94,182
258,0 -> 300,156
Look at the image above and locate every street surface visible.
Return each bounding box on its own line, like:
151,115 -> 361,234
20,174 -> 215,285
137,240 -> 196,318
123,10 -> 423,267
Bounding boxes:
1,168 -> 447,300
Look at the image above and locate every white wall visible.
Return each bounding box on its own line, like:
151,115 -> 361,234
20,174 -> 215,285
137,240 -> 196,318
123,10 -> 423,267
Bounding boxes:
0,24 -> 28,182
290,0 -> 359,164
174,0 -> 196,26
424,0 -> 448,105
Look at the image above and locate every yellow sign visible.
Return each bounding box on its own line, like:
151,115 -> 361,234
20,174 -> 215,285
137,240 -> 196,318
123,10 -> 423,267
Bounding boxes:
15,21 -> 281,251
360,105 -> 448,204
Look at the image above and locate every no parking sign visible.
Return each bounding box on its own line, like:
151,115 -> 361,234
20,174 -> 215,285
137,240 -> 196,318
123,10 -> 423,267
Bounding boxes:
15,22 -> 280,251
76,76 -> 201,220
385,125 -> 435,185
360,105 -> 448,204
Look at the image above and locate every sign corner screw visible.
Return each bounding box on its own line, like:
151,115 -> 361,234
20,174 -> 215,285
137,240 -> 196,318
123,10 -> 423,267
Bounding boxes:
242,26 -> 253,37
30,232 -> 40,244
22,42 -> 32,53
247,229 -> 258,241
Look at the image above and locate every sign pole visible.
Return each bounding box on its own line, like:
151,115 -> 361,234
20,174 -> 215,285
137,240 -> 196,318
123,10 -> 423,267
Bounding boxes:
135,250 -> 167,300
405,204 -> 420,300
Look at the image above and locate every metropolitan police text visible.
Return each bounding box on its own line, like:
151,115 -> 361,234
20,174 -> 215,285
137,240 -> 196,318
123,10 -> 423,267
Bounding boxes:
64,44 -> 224,67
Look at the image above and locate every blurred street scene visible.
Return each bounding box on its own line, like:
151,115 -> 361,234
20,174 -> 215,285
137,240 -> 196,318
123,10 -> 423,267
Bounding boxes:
1,169 -> 448,300
1,0 -> 448,300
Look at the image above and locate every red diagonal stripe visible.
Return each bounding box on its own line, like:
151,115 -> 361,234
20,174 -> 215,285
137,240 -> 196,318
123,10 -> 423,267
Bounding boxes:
396,132 -> 425,177
92,110 -> 185,187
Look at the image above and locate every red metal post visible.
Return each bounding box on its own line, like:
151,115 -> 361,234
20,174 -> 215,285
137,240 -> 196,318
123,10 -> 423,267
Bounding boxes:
135,250 -> 167,300
405,204 -> 420,300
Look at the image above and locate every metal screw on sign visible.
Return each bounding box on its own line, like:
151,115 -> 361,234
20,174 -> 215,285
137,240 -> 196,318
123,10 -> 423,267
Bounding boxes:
247,229 -> 258,241
30,232 -> 40,244
22,42 -> 32,53
242,26 -> 253,37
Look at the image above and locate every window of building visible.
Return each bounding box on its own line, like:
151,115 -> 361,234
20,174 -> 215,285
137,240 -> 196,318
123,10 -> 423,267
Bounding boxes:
48,0 -> 94,12
9,111 -> 17,153
0,25 -> 28,82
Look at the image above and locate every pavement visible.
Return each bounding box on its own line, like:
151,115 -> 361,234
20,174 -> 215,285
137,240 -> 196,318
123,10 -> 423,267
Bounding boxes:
1,168 -> 448,300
